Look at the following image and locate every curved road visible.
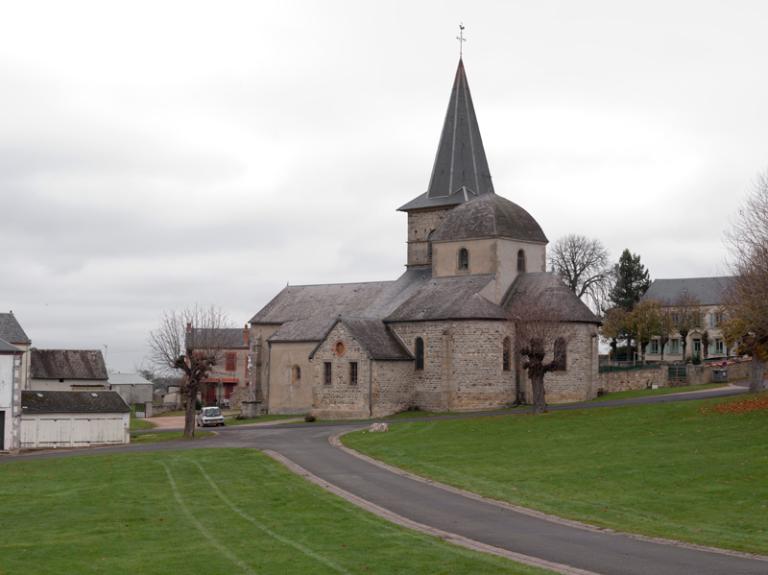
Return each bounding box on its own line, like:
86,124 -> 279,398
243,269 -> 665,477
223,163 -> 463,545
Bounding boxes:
5,385 -> 767,575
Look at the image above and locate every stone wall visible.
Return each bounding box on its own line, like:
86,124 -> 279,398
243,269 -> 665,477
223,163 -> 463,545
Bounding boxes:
596,366 -> 665,394
390,320 -> 517,411
265,341 -> 316,414
311,322 -> 371,419
407,208 -> 451,267
522,323 -> 600,403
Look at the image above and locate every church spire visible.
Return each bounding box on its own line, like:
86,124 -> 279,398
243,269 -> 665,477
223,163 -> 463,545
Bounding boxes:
397,57 -> 495,212
426,58 -> 494,200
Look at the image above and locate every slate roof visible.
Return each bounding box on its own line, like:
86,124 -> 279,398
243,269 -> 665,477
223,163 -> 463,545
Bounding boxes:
108,372 -> 153,386
22,390 -> 129,414
261,271 -> 431,343
431,194 -> 547,244
385,274 -> 506,322
0,312 -> 30,345
0,337 -> 21,354
310,317 -> 413,361
399,59 -> 494,212
643,277 -> 735,306
187,328 -> 248,349
30,349 -> 109,380
250,281 -> 393,325
503,273 -> 601,324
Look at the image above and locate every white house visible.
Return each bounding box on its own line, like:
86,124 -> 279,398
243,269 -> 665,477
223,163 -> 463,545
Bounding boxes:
20,390 -> 130,449
0,312 -> 31,390
0,338 -> 22,452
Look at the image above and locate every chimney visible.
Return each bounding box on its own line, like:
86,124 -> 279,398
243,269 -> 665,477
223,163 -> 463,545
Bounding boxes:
243,324 -> 250,346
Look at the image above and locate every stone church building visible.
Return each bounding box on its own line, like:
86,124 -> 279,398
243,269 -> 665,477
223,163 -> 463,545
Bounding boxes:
249,59 -> 600,418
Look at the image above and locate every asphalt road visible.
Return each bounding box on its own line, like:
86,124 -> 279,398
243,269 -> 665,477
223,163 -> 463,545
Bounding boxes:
4,385 -> 767,575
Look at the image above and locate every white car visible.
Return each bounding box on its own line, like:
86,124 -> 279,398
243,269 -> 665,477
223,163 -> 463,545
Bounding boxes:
196,406 -> 225,427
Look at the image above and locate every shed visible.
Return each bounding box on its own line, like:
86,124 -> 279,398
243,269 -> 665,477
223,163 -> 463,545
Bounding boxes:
108,372 -> 154,417
20,390 -> 130,448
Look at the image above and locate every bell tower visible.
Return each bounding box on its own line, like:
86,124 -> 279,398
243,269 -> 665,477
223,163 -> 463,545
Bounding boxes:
398,58 -> 495,268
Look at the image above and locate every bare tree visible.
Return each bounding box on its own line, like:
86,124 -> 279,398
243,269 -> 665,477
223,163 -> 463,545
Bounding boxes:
657,306 -> 676,362
149,306 -> 230,438
630,299 -> 662,362
508,290 -> 568,414
549,234 -> 613,313
673,292 -> 702,362
724,171 -> 768,392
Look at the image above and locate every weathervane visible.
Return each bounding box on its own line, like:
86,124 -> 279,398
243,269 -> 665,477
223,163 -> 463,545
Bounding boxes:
456,23 -> 466,58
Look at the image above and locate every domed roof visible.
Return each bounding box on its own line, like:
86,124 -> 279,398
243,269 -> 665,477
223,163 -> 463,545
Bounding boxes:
430,194 -> 548,243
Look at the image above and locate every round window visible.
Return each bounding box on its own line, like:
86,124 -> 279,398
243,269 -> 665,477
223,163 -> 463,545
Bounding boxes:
335,341 -> 346,356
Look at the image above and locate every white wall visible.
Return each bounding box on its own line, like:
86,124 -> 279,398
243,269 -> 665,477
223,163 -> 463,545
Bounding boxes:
20,412 -> 129,448
29,379 -> 109,391
0,354 -> 20,451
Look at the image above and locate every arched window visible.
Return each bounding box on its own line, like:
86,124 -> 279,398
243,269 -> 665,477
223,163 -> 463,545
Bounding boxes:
502,337 -> 511,371
554,338 -> 567,371
291,365 -> 302,384
427,230 -> 435,265
517,249 -> 526,273
458,248 -> 469,271
415,337 -> 425,370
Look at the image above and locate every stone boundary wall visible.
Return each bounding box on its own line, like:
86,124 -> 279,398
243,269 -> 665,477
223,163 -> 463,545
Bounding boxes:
597,366 -> 665,394
598,359 -> 753,393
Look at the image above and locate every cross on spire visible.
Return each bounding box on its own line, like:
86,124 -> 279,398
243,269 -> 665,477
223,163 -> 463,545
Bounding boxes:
456,23 -> 466,59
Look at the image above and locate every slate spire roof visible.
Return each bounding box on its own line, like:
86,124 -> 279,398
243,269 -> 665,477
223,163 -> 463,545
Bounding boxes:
399,59 -> 495,211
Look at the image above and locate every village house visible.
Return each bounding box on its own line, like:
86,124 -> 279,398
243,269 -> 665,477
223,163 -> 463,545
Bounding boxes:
0,312 -> 31,389
0,338 -> 23,452
643,277 -> 734,361
188,326 -> 250,408
29,349 -> 109,391
247,59 -> 600,418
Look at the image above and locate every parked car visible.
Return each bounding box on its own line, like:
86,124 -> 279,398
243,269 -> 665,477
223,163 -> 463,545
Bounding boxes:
196,406 -> 225,427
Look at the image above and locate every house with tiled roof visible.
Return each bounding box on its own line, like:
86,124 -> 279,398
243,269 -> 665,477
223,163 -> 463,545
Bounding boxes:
642,276 -> 735,361
248,59 -> 600,418
187,326 -> 250,407
29,349 -> 109,391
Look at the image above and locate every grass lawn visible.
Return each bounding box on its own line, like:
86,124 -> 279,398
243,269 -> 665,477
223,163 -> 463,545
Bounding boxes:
592,383 -> 726,401
130,430 -> 215,444
0,449 -> 550,575
129,416 -> 156,431
344,392 -> 768,555
223,414 -> 302,426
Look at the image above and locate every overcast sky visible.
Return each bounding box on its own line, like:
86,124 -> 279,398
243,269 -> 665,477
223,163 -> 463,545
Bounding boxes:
2,1 -> 768,371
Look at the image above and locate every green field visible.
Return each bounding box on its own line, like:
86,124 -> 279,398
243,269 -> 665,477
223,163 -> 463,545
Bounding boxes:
223,413 -> 302,426
130,430 -> 215,444
0,449 -> 549,575
592,383 -> 726,401
344,393 -> 768,555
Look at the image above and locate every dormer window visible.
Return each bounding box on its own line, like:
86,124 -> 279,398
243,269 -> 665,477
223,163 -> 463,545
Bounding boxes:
458,248 -> 469,271
517,249 -> 526,273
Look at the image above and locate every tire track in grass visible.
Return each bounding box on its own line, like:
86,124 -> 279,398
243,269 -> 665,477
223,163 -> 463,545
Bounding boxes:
189,460 -> 351,575
161,462 -> 256,575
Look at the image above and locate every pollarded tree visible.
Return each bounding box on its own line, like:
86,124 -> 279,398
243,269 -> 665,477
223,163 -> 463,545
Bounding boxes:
508,285 -> 569,414
724,171 -> 768,392
549,234 -> 613,313
609,249 -> 651,312
149,306 -> 230,439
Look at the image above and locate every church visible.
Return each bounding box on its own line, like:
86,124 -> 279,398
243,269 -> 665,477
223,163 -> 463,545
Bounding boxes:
248,59 -> 600,418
